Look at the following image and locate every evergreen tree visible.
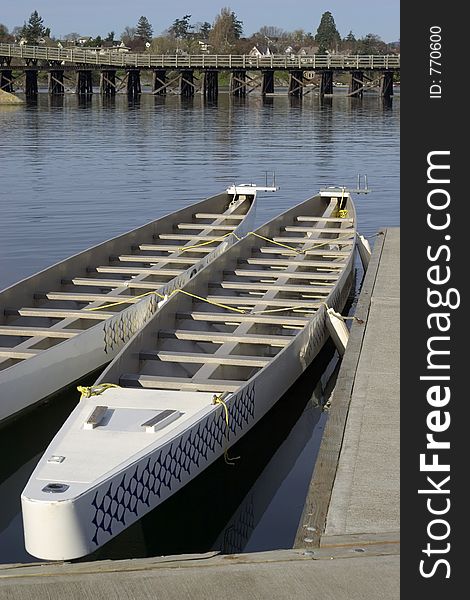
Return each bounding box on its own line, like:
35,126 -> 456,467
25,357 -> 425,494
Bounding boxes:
343,30 -> 357,53
136,16 -> 153,42
194,21 -> 212,39
168,15 -> 193,39
315,11 -> 341,52
21,10 -> 47,44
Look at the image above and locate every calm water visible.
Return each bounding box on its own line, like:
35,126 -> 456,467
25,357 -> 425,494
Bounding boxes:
0,89 -> 399,563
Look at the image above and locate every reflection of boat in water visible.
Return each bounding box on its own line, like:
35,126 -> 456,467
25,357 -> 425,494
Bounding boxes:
214,356 -> 339,555
22,188 -> 355,560
0,455 -> 41,539
0,187 -> 257,425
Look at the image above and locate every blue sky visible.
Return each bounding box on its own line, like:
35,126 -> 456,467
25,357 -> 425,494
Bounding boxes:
1,1 -> 400,42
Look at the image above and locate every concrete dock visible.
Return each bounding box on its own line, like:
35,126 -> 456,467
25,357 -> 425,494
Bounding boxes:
0,228 -> 399,600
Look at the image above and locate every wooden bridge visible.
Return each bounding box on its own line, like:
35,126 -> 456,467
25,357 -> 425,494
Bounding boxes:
0,43 -> 399,99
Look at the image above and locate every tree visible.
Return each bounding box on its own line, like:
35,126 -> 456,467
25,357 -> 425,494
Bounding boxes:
136,16 -> 153,42
342,30 -> 357,53
357,33 -> 388,55
209,7 -> 243,52
63,32 -> 81,42
21,10 -> 48,44
168,15 -> 193,39
84,35 -> 102,47
258,25 -> 285,40
315,11 -> 341,52
105,31 -> 115,42
121,26 -> 136,43
0,23 -> 13,42
193,21 -> 212,39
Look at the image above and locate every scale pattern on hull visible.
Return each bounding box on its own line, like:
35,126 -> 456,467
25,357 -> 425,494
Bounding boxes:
90,382 -> 256,546
103,294 -> 159,354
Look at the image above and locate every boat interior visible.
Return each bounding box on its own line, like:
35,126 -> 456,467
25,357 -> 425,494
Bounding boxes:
98,194 -> 356,396
0,193 -> 254,372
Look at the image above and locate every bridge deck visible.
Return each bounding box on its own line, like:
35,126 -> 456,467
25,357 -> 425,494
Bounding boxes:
0,44 -> 400,71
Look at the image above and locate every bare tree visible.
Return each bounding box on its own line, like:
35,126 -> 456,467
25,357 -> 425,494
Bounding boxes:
63,32 -> 81,42
208,7 -> 243,53
121,26 -> 136,42
258,25 -> 285,39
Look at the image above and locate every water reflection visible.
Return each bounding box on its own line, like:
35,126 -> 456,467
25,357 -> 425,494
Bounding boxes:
77,94 -> 93,109
101,95 -> 116,109
48,95 -> 64,108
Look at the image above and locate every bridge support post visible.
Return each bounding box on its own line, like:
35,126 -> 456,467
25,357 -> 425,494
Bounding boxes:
25,70 -> 38,97
262,70 -> 274,95
127,69 -> 141,97
152,69 -> 167,95
203,70 -> 218,99
0,70 -> 14,92
48,70 -> 65,95
288,70 -> 304,97
100,70 -> 116,96
320,70 -> 333,95
381,71 -> 394,99
230,70 -> 246,96
180,70 -> 195,97
349,70 -> 364,98
76,70 -> 93,95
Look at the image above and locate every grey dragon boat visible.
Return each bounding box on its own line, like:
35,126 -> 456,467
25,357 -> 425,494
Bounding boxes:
0,186 -> 260,425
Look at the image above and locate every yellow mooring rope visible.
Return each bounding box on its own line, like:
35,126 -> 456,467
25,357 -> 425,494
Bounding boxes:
178,231 -> 241,253
77,383 -> 121,398
212,395 -> 240,466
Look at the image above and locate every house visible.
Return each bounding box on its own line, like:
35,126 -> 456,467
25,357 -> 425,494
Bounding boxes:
198,40 -> 210,53
249,45 -> 272,57
298,45 -> 319,55
101,40 -> 130,52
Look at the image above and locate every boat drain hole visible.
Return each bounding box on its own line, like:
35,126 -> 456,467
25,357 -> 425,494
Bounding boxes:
42,483 -> 70,493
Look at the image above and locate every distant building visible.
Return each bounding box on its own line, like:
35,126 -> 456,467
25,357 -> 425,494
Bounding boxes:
198,40 -> 210,53
249,45 -> 272,57
101,40 -> 130,52
298,45 -> 320,55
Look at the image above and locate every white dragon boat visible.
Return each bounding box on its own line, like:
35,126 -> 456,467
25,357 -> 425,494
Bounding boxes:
22,187 -> 356,560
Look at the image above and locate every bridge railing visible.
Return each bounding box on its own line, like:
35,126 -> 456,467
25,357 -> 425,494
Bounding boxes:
0,43 -> 400,70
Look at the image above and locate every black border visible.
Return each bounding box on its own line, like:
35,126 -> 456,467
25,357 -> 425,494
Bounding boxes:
401,2 -> 465,594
